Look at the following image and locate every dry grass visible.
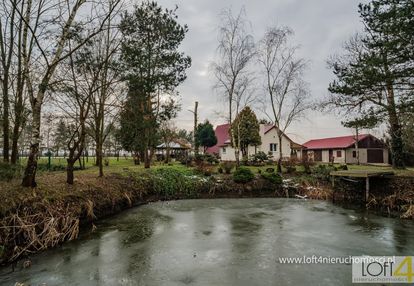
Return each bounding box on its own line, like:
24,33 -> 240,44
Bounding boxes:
0,171 -> 143,264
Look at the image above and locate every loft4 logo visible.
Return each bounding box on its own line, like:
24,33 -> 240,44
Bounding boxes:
352,256 -> 414,283
394,257 -> 414,282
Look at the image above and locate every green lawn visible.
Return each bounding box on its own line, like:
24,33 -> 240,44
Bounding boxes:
14,156 -> 414,178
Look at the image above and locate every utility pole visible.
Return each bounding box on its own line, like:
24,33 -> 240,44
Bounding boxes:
188,101 -> 198,155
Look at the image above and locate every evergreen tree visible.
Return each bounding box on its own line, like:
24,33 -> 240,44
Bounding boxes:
231,106 -> 261,161
195,120 -> 217,152
119,1 -> 191,168
328,0 -> 414,168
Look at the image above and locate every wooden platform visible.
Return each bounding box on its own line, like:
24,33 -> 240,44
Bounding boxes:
330,170 -> 394,178
330,170 -> 394,203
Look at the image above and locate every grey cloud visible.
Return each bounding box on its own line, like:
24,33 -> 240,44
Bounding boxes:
154,0 -> 366,143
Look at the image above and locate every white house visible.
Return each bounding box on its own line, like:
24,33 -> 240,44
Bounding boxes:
206,123 -> 302,161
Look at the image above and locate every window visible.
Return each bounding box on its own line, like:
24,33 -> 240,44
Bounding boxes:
336,150 -> 342,158
352,151 -> 357,158
270,143 -> 278,152
222,147 -> 226,154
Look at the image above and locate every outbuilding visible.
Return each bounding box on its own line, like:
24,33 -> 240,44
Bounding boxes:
302,134 -> 389,164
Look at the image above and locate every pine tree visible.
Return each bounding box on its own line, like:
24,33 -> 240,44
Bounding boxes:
119,1 -> 191,168
328,0 -> 414,168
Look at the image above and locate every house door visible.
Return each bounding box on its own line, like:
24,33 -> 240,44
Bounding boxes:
329,150 -> 333,162
367,149 -> 384,163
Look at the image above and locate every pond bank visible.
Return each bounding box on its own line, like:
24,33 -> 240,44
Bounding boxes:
0,168 -> 412,266
333,175 -> 414,219
3,198 -> 414,286
0,170 -> 315,265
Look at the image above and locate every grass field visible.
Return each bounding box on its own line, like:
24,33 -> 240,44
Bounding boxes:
14,156 -> 414,177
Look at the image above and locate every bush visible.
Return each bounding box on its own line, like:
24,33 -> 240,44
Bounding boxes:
249,151 -> 269,165
194,153 -> 219,165
337,164 -> 348,170
233,167 -> 255,183
0,162 -> 23,181
312,164 -> 337,181
282,157 -> 298,173
261,172 -> 283,184
218,167 -> 223,174
220,161 -> 235,174
301,157 -> 315,174
195,162 -> 214,176
147,168 -> 209,198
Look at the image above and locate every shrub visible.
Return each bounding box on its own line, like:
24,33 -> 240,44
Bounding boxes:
0,162 -> 23,181
337,164 -> 348,170
233,167 -> 255,183
221,161 -> 235,174
194,153 -> 219,165
146,168 -> 211,198
195,162 -> 214,176
261,172 -> 283,184
282,157 -> 298,173
301,157 -> 315,174
249,151 -> 269,165
218,167 -> 223,174
312,164 -> 337,181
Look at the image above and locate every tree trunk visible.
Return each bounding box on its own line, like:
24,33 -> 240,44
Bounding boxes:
2,78 -> 10,163
386,83 -> 405,168
66,159 -> 75,184
134,152 -> 140,165
21,143 -> 39,187
355,127 -> 360,165
144,149 -> 150,168
10,124 -> 20,164
277,134 -> 283,173
165,147 -> 170,163
22,102 -> 41,187
96,142 -> 103,177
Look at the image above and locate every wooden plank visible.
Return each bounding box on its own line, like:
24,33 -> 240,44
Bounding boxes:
330,170 -> 394,178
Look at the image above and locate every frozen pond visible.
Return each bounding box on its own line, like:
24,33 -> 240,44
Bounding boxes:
1,198 -> 414,285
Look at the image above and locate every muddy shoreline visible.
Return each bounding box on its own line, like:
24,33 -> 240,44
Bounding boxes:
0,172 -> 412,266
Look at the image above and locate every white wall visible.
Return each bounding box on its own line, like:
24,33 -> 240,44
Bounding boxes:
218,125 -> 294,161
345,148 -> 389,164
256,125 -> 292,160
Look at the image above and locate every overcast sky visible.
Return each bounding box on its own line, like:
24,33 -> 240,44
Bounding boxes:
153,0 -> 368,144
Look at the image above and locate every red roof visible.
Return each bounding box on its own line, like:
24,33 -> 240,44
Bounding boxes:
205,124 -> 231,154
303,134 -> 369,150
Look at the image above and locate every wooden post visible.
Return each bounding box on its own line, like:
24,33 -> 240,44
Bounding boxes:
365,177 -> 370,202
188,101 -> 198,155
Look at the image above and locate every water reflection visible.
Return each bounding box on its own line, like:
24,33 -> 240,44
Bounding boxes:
1,198 -> 414,286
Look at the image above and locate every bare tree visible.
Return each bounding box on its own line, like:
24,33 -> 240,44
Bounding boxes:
18,0 -> 121,187
212,7 -> 255,166
0,0 -> 18,162
258,26 -> 309,173
88,7 -> 123,177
